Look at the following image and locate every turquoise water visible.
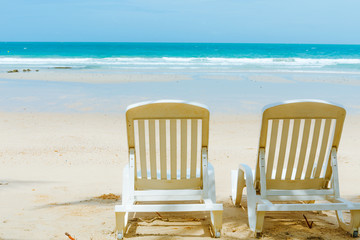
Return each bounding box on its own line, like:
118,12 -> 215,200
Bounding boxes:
1,42 -> 360,72
1,42 -> 360,113
2,42 -> 360,58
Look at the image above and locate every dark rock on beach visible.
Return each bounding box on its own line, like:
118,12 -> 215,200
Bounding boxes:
54,67 -> 72,69
9,69 -> 36,73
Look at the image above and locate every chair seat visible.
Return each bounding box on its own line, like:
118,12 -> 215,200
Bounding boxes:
116,203 -> 223,212
258,201 -> 360,212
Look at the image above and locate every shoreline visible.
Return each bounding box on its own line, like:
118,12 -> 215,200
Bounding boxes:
1,67 -> 360,83
1,70 -> 360,115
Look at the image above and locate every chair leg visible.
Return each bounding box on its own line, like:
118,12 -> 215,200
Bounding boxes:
231,169 -> 246,206
207,163 -> 217,203
336,210 -> 360,237
210,210 -> 223,238
115,212 -> 128,240
255,211 -> 265,235
248,202 -> 265,235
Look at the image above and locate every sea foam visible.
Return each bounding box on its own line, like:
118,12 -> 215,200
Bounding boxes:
1,57 -> 360,73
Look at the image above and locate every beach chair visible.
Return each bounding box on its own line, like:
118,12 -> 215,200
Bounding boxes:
115,100 -> 223,239
231,99 -> 360,237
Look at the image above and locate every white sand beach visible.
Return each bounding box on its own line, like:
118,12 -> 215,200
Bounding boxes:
0,110 -> 359,240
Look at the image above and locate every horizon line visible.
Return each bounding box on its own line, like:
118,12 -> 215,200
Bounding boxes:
1,41 -> 360,46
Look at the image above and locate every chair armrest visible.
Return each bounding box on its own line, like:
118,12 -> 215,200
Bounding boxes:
231,163 -> 256,206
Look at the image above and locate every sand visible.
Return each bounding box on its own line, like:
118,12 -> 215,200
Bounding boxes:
1,112 -> 359,240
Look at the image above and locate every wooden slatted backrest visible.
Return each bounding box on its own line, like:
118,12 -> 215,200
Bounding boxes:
255,100 -> 346,191
126,100 -> 210,190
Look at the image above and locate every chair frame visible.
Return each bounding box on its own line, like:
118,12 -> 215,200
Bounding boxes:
231,99 -> 360,237
115,100 -> 223,239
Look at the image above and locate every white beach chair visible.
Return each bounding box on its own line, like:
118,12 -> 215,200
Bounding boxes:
231,99 -> 360,237
115,100 -> 223,239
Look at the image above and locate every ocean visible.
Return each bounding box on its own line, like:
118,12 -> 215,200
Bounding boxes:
1,42 -> 360,113
1,42 -> 360,73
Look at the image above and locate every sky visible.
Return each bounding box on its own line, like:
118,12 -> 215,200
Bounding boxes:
1,0 -> 360,44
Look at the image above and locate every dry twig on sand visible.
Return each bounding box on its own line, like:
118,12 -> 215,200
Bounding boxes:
65,232 -> 76,240
303,214 -> 314,229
